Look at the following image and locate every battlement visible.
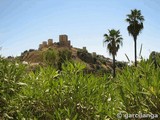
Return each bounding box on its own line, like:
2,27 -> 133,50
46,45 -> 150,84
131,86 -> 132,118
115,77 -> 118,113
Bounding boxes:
38,34 -> 71,50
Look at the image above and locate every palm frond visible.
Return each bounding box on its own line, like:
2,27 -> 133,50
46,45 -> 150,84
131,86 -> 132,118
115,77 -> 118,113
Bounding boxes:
103,29 -> 123,56
126,9 -> 144,38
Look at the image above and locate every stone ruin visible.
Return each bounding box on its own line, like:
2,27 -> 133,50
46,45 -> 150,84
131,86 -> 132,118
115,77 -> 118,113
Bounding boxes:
39,34 -> 71,50
81,46 -> 97,57
92,52 -> 97,57
59,35 -> 71,47
82,47 -> 87,51
48,39 -> 54,46
38,34 -> 96,57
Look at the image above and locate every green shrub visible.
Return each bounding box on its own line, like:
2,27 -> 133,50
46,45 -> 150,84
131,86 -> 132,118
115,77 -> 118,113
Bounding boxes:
58,49 -> 72,70
0,58 -> 26,119
117,59 -> 160,116
0,57 -> 160,119
77,49 -> 95,64
43,49 -> 57,67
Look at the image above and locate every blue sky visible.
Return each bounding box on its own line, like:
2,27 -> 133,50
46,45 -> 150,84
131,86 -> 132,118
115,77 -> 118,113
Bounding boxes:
0,0 -> 160,61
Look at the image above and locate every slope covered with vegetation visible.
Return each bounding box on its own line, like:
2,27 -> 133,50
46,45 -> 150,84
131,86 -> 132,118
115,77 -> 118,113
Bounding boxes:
18,46 -> 117,74
0,56 -> 159,119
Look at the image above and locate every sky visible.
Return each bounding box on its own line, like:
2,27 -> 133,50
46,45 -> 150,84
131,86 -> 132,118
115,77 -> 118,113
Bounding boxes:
0,0 -> 160,61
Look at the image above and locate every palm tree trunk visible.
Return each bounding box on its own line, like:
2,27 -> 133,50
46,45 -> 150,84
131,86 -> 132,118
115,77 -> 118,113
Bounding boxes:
134,36 -> 137,67
113,55 -> 116,78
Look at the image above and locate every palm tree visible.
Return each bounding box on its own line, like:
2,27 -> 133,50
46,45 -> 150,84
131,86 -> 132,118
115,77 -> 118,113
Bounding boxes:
104,29 -> 123,77
126,9 -> 144,67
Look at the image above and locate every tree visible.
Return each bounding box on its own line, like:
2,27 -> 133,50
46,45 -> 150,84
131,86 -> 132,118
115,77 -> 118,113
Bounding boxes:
126,9 -> 144,66
104,29 -> 123,77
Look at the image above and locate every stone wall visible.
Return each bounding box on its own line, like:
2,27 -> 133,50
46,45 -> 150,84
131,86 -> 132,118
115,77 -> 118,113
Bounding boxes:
39,41 -> 47,50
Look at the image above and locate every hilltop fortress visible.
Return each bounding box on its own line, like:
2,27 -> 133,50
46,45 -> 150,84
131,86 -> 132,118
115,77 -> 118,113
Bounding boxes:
38,34 -> 98,57
39,34 -> 71,50
19,34 -> 116,72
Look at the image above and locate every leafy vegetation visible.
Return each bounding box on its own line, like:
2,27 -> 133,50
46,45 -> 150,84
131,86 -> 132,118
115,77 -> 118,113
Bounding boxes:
77,49 -> 95,64
57,49 -> 72,70
43,48 -> 57,67
0,56 -> 159,119
1,7 -> 158,120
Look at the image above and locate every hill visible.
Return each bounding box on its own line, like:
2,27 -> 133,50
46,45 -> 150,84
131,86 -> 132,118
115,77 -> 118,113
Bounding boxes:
17,34 -> 126,73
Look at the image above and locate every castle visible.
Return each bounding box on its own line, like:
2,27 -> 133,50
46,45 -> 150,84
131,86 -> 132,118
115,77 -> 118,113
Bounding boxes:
38,34 -> 97,57
39,34 -> 71,50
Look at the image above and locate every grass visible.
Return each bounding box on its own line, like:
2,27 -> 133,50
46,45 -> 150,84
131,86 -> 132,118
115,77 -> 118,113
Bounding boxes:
0,57 -> 160,119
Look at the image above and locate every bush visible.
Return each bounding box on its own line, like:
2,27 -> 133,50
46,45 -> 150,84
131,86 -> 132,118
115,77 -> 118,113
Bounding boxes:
18,61 -> 119,119
117,59 -> 160,116
43,49 -> 57,67
0,58 -> 26,119
58,49 -> 72,70
77,49 -> 94,64
0,57 -> 160,119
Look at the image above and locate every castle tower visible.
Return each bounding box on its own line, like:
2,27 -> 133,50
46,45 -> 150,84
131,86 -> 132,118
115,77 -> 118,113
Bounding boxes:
59,35 -> 68,46
42,41 -> 47,47
39,44 -> 43,50
92,52 -> 97,57
39,41 -> 47,50
59,34 -> 71,48
48,39 -> 53,46
83,47 -> 87,51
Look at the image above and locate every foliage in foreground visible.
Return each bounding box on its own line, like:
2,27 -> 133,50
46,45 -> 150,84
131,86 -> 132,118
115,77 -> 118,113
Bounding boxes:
0,57 -> 160,119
